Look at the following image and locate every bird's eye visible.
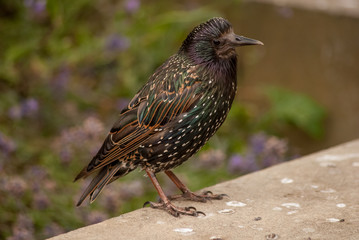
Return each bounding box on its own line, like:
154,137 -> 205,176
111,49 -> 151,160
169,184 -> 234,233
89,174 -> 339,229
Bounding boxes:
213,39 -> 221,46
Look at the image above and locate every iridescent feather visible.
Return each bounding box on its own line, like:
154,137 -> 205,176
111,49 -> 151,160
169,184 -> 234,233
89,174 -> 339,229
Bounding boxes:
74,17 -> 262,208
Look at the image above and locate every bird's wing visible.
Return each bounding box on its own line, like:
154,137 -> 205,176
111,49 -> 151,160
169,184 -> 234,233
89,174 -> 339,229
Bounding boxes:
75,59 -> 203,180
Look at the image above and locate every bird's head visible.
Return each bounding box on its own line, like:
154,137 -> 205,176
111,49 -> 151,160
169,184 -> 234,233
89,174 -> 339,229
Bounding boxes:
180,17 -> 263,64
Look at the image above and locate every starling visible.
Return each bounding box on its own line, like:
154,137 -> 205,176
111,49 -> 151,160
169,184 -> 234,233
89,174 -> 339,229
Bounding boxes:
75,17 -> 263,217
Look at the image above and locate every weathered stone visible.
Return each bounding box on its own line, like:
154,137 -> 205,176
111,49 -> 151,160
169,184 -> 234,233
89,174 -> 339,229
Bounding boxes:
49,140 -> 359,240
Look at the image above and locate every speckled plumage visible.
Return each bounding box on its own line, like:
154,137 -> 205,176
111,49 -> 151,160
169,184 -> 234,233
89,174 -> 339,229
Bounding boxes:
75,17 -> 263,216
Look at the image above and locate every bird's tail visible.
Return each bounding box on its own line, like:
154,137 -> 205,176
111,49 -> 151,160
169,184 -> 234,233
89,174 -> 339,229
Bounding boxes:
76,164 -> 123,206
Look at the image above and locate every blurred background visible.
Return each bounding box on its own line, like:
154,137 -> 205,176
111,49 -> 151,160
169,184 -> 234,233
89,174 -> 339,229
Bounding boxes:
1,0 -> 358,239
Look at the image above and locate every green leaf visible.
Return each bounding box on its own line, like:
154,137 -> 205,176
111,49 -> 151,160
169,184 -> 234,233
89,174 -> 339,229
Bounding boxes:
264,87 -> 326,138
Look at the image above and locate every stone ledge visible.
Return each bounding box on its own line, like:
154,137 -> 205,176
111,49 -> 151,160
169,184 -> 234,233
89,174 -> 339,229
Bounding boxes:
248,0 -> 359,17
49,140 -> 359,240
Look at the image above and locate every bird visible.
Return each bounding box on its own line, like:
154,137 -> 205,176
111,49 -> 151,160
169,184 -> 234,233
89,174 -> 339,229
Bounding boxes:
74,17 -> 263,217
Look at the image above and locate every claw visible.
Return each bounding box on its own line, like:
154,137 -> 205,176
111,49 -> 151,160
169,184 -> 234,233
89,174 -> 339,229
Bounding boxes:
185,206 -> 197,211
197,211 -> 206,216
192,211 -> 199,217
168,190 -> 228,203
143,201 -> 151,208
145,200 -> 206,217
212,193 -> 229,200
203,191 -> 228,200
219,193 -> 229,199
203,190 -> 213,196
173,211 -> 180,217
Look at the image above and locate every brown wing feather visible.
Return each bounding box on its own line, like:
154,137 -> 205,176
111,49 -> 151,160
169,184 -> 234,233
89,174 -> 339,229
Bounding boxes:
75,81 -> 202,181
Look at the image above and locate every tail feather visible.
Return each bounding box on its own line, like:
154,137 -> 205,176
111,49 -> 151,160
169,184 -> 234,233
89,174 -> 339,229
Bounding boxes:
76,164 -> 135,206
89,165 -> 122,203
76,166 -> 109,206
74,166 -> 88,182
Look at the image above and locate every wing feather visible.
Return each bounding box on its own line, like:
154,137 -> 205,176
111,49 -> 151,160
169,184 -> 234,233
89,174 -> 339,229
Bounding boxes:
75,56 -> 203,181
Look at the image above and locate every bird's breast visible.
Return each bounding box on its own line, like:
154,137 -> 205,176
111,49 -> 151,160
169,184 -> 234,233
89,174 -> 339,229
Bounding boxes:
139,75 -> 237,173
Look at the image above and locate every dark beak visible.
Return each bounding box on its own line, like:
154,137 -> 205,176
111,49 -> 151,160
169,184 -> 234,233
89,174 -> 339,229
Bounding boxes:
230,34 -> 264,47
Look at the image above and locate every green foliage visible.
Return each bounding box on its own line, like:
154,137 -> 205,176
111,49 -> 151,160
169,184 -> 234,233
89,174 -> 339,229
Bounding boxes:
263,87 -> 326,139
0,1 -> 222,239
0,1 -> 327,239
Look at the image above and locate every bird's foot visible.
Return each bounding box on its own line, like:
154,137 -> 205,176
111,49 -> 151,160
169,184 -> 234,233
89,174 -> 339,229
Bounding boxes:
143,200 -> 205,217
168,190 -> 228,203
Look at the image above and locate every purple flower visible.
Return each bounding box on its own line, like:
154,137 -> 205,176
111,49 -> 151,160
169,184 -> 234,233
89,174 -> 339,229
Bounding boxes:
24,0 -> 47,15
8,214 -> 35,240
261,136 -> 288,167
124,0 -> 140,14
42,223 -> 65,238
52,65 -> 70,98
228,154 -> 258,174
7,230 -> 35,240
33,0 -> 46,14
262,154 -> 278,168
106,34 -> 130,52
59,148 -> 72,165
32,192 -> 50,210
8,98 -> 39,120
249,133 -> 267,155
0,132 -> 17,156
8,105 -> 22,120
3,176 -> 28,197
26,165 -> 48,180
25,165 -> 48,191
83,116 -> 105,137
228,133 -> 292,174
53,116 -> 105,164
21,98 -> 39,117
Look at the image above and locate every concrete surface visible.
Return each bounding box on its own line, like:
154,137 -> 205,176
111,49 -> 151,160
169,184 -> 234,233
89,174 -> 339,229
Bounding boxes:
49,140 -> 359,240
248,0 -> 359,17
